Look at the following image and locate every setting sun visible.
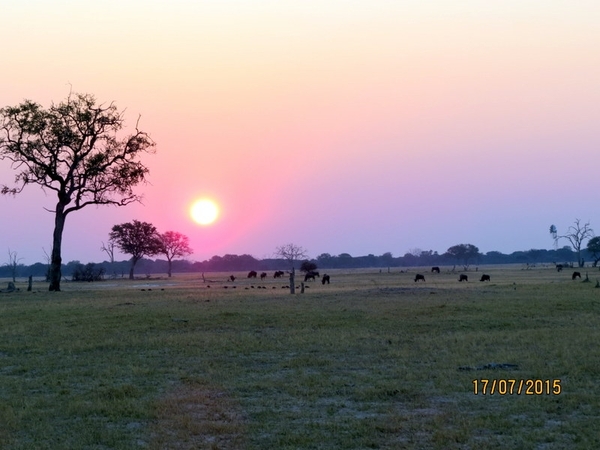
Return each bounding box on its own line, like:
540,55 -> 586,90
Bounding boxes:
190,199 -> 219,226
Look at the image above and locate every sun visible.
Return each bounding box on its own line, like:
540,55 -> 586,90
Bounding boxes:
190,199 -> 219,226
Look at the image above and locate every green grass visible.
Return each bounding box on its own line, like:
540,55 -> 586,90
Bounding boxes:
0,266 -> 599,449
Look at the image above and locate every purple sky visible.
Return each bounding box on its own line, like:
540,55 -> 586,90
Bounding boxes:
1,1 -> 599,265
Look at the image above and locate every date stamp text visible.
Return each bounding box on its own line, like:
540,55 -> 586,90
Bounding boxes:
472,379 -> 562,395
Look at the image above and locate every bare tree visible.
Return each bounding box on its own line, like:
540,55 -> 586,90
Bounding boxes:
275,243 -> 308,294
4,248 -> 23,282
157,231 -> 193,277
275,243 -> 308,267
109,220 -> 162,279
101,239 -> 117,278
0,92 -> 155,291
101,240 -> 116,264
558,219 -> 594,267
42,247 -> 51,282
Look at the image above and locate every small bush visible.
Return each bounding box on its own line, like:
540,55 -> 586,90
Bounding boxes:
72,263 -> 105,282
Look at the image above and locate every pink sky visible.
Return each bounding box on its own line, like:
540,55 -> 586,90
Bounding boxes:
1,1 -> 600,265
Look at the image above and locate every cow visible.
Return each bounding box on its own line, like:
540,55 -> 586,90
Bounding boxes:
459,274 -> 468,282
431,266 -> 440,273
556,264 -> 563,272
247,270 -> 257,278
480,274 -> 490,282
229,275 -> 236,282
572,271 -> 581,280
273,270 -> 285,278
414,274 -> 425,282
322,274 -> 330,284
260,272 -> 267,280
304,271 -> 320,282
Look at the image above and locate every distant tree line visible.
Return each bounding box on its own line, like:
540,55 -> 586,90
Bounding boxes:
1,245 -> 594,280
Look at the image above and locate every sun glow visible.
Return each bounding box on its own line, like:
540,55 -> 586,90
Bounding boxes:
190,199 -> 220,226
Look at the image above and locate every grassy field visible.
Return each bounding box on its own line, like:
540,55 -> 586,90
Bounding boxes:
0,265 -> 599,449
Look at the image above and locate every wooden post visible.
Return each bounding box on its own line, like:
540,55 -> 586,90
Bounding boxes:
290,267 -> 295,294
27,275 -> 32,292
301,282 -> 305,293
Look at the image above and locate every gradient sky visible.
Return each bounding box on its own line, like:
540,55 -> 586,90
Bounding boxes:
1,1 -> 599,265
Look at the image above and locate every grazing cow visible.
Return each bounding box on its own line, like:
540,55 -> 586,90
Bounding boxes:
260,272 -> 267,280
322,274 -> 330,285
414,274 -> 426,282
304,270 -> 320,282
480,274 -> 491,282
459,274 -> 468,282
572,271 -> 581,280
431,266 -> 440,273
247,270 -> 257,278
556,264 -> 563,272
273,270 -> 285,278
229,275 -> 236,282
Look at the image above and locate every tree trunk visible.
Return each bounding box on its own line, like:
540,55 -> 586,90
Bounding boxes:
129,256 -> 141,279
167,258 -> 172,277
48,207 -> 67,291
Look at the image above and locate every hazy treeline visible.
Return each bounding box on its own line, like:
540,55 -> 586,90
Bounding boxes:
0,246 -> 589,280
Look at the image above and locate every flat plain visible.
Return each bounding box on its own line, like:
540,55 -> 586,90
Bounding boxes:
0,265 -> 599,449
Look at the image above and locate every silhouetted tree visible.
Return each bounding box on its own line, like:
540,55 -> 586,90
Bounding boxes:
71,263 -> 104,282
101,240 -> 116,264
275,243 -> 308,268
300,260 -> 318,273
4,248 -> 22,282
526,249 -> 544,264
109,220 -> 162,279
101,239 -> 117,278
316,253 -> 333,268
558,219 -> 594,267
336,253 -> 354,268
555,245 -> 575,263
381,252 -> 394,267
445,244 -> 480,268
275,243 -> 308,294
0,92 -> 155,291
587,237 -> 600,267
157,231 -> 192,277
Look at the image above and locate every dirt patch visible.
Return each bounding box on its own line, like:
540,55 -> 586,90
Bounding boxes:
148,380 -> 247,450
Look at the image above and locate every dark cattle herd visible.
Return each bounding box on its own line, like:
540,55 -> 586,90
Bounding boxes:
216,266 -> 584,292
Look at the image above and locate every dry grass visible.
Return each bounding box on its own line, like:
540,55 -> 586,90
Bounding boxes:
149,379 -> 247,450
0,264 -> 599,449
